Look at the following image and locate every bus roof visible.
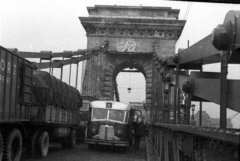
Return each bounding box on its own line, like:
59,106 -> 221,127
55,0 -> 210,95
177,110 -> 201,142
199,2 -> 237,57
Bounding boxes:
90,101 -> 131,111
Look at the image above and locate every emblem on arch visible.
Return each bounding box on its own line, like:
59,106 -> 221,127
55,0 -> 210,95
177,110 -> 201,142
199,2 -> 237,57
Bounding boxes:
116,41 -> 136,52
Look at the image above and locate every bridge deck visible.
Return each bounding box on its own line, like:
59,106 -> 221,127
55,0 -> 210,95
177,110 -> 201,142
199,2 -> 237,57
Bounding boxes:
21,138 -> 151,161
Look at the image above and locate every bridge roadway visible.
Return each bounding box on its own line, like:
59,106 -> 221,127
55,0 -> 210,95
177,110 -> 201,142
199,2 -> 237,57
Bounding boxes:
21,138 -> 154,161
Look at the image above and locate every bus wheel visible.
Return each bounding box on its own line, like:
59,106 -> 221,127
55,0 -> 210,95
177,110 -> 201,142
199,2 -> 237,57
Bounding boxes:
36,131 -> 49,158
3,129 -> 22,161
0,133 -> 3,161
28,131 -> 40,157
67,129 -> 77,148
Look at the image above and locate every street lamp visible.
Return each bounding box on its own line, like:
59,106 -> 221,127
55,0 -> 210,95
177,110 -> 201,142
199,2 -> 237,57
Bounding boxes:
127,87 -> 131,93
191,104 -> 196,121
128,71 -> 131,93
164,83 -> 169,94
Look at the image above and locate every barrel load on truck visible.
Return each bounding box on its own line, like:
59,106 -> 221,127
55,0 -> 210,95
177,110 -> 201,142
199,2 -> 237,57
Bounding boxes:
32,70 -> 82,109
30,70 -> 82,124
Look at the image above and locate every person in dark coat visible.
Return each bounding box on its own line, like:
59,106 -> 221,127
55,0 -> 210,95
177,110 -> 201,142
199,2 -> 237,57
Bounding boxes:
133,116 -> 147,149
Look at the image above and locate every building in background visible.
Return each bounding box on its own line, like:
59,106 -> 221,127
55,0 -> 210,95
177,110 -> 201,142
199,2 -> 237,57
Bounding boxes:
194,111 -> 233,128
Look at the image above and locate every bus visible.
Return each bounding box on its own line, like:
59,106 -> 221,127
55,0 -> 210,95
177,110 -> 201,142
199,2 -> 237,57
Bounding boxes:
84,101 -> 139,149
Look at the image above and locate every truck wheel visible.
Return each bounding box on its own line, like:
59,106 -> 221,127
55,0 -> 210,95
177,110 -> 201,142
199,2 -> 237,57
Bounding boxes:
28,131 -> 40,157
36,131 -> 49,158
0,133 -> 3,161
3,129 -> 22,161
67,129 -> 77,148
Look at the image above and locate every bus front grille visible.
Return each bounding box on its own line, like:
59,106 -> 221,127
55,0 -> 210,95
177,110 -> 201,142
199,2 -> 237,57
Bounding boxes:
99,125 -> 115,140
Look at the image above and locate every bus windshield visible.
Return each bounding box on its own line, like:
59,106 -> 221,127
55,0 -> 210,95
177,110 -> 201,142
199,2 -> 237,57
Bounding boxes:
92,108 -> 108,120
109,110 -> 125,122
91,108 -> 128,123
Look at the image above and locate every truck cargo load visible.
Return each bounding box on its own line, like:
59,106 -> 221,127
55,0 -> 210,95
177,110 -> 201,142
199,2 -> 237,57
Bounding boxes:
32,70 -> 82,109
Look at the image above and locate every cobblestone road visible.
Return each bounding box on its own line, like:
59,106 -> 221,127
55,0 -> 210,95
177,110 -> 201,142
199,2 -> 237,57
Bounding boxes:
22,139 -> 147,161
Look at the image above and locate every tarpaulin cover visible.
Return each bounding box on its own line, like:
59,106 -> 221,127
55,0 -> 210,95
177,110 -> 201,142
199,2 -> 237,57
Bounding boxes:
56,79 -> 63,106
62,82 -> 69,108
32,70 -> 82,109
32,71 -> 53,105
76,90 -> 82,108
50,75 -> 59,105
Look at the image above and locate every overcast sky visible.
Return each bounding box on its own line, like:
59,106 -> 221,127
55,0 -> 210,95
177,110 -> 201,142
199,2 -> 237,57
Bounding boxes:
1,0 -> 240,127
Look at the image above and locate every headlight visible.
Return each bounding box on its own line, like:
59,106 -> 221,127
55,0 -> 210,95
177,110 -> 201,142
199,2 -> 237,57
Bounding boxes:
116,129 -> 122,136
91,127 -> 97,134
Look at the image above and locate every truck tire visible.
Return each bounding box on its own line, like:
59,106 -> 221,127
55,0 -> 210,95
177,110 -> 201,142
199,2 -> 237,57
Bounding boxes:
28,131 -> 40,157
3,129 -> 22,161
36,131 -> 49,158
67,129 -> 77,148
0,133 -> 3,161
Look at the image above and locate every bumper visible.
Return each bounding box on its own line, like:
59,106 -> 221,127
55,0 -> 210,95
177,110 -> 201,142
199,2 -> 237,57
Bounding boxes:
84,139 -> 130,147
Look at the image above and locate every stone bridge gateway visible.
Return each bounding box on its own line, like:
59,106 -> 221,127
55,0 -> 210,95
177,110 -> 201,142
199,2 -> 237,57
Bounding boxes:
79,5 -> 185,106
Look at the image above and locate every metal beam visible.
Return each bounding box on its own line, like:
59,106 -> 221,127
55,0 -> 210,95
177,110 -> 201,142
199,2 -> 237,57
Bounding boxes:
32,42 -> 109,69
179,34 -> 220,65
18,49 -> 88,58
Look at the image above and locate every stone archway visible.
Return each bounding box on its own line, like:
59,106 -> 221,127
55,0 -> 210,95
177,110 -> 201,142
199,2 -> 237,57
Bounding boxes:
100,54 -> 153,104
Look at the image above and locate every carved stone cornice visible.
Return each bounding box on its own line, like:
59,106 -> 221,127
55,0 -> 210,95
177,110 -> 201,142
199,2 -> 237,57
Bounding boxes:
79,17 -> 185,27
79,16 -> 185,39
83,23 -> 184,30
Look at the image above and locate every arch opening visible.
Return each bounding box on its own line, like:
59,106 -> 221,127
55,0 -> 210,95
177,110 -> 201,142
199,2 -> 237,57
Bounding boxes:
115,68 -> 146,104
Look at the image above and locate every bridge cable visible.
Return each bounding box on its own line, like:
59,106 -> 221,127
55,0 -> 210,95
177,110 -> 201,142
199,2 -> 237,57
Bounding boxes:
227,112 -> 239,120
175,2 -> 192,52
184,2 -> 192,20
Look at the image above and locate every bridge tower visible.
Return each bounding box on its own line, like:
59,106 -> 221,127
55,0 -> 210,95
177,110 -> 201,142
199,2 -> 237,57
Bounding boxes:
79,5 -> 185,106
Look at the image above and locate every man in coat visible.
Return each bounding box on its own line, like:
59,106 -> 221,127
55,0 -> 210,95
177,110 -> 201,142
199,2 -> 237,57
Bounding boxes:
133,116 -> 148,149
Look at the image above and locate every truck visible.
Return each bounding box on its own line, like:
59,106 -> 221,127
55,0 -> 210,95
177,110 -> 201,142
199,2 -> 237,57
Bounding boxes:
0,46 -> 83,161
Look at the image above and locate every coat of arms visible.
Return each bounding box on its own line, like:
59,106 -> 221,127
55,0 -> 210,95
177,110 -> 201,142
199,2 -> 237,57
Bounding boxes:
116,41 -> 136,52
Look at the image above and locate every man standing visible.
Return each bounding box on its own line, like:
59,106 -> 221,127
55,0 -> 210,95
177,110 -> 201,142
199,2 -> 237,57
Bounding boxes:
133,116 -> 147,149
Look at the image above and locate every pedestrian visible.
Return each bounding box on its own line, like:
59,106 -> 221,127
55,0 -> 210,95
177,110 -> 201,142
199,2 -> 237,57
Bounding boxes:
133,116 -> 147,150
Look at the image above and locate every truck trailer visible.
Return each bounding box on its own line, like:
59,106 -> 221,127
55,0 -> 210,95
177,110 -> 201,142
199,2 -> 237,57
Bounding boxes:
0,46 -> 83,161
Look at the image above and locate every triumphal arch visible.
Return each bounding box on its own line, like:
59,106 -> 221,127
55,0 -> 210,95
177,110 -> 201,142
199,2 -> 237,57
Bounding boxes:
79,5 -> 185,105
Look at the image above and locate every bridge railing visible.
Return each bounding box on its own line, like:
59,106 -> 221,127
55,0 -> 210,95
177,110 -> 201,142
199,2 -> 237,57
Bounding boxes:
148,10 -> 240,161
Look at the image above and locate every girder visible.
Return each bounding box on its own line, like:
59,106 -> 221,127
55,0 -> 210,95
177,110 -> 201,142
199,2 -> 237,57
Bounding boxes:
9,41 -> 109,70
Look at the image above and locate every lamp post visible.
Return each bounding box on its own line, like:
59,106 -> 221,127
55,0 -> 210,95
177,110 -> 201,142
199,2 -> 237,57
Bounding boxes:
191,104 -> 196,125
191,104 -> 195,120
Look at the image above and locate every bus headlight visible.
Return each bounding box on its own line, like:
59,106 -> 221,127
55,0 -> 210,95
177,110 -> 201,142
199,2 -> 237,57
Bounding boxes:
116,129 -> 122,136
91,127 -> 97,134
